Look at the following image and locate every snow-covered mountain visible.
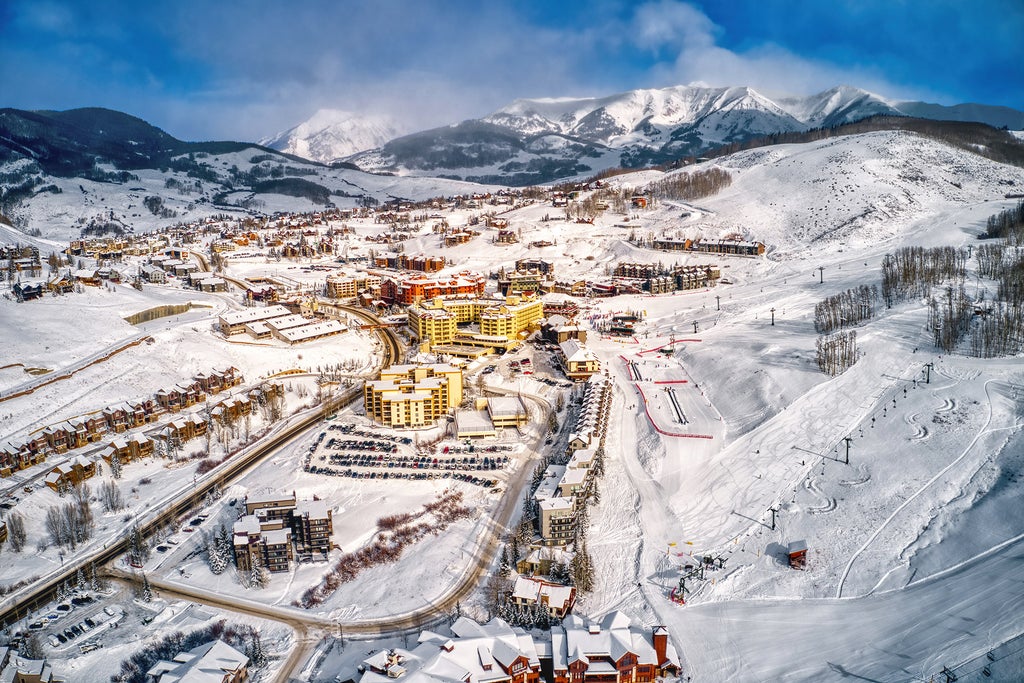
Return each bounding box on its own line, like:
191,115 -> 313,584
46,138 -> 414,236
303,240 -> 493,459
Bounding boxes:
0,107 -> 496,242
350,85 -> 1024,184
259,109 -> 403,164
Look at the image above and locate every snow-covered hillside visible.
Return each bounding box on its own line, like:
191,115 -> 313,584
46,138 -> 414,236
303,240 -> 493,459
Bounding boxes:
259,109 -> 403,163
0,148 -> 500,243
692,130 -> 1024,255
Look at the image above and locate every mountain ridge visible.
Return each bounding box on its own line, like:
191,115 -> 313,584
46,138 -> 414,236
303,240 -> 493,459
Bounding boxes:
259,109 -> 403,164
344,85 -> 1024,184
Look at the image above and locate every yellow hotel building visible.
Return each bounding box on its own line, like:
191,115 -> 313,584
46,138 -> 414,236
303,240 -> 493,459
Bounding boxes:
406,294 -> 543,346
363,363 -> 464,427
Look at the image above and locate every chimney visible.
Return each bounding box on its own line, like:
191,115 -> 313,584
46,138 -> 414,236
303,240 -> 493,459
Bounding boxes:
652,626 -> 668,665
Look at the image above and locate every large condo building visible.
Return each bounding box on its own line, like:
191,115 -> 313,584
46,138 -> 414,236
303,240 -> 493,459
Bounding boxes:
363,363 -> 464,428
406,295 -> 544,347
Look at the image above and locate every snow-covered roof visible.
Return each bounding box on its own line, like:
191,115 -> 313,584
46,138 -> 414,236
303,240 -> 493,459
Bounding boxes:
146,639 -> 249,683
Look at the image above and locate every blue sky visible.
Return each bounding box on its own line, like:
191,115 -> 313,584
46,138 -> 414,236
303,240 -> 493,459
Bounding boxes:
1,0 -> 1021,142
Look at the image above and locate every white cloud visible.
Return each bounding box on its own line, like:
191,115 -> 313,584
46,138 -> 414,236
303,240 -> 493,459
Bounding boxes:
628,0 -> 934,102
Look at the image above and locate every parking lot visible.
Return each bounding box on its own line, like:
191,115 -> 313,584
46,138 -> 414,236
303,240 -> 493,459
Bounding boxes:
303,423 -> 514,489
23,594 -> 124,654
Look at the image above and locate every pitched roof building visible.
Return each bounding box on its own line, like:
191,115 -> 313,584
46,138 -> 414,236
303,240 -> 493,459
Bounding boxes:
355,613 -> 679,683
146,639 -> 249,683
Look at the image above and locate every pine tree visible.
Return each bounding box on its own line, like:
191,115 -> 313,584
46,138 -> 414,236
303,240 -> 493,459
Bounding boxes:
140,574 -> 152,603
110,452 -> 122,479
499,546 -> 511,577
249,633 -> 267,668
89,562 -> 100,591
250,564 -> 267,589
208,536 -> 228,575
76,567 -> 86,592
570,541 -> 595,593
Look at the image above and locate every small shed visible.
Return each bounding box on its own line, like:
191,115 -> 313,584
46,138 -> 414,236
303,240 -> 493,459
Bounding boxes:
788,540 -> 808,569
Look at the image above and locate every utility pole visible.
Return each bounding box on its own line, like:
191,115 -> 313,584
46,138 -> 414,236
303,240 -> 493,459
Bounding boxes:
843,436 -> 852,465
770,308 -> 776,326
715,295 -> 720,311
768,505 -> 779,531
925,362 -> 933,384
817,266 -> 824,284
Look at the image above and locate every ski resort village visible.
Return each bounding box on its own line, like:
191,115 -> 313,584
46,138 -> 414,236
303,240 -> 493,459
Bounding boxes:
1,67 -> 1024,683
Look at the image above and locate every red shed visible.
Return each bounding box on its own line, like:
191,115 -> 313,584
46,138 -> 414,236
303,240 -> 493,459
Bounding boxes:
788,540 -> 808,569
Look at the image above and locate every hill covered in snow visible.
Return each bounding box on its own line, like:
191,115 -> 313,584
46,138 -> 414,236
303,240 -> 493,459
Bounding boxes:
0,108 -> 497,242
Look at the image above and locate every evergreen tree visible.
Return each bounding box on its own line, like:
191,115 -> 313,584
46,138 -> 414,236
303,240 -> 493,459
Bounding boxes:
248,633 -> 267,669
499,546 -> 511,578
110,452 -> 123,480
250,564 -> 267,589
570,541 -> 595,593
509,535 -> 520,564
208,537 -> 228,575
76,567 -> 86,592
140,574 -> 152,603
534,603 -> 551,630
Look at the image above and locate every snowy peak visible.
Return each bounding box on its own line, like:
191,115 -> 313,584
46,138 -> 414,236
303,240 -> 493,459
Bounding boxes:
260,109 -> 403,164
351,84 -> 1024,185
483,85 -> 802,144
776,86 -> 902,128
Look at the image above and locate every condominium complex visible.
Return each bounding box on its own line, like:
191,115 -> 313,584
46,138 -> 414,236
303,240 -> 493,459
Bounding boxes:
233,492 -> 334,572
363,363 -> 464,428
406,294 -> 544,349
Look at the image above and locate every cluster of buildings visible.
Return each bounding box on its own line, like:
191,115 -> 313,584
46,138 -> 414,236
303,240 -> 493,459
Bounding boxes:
217,304 -> 345,344
651,237 -> 765,256
142,253 -> 228,292
533,377 -> 612,547
363,364 -> 464,429
0,367 -> 250,484
371,252 -> 446,273
1,244 -> 42,281
612,262 -> 721,294
232,492 -> 334,573
407,294 -> 544,358
357,612 -> 678,683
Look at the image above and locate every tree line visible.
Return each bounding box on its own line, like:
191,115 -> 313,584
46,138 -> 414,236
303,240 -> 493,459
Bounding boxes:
881,245 -> 967,308
983,200 -> 1024,243
814,285 -> 879,334
816,330 -> 859,376
644,167 -> 732,201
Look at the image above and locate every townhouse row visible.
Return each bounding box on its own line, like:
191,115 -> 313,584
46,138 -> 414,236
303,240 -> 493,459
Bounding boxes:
0,367 -> 242,478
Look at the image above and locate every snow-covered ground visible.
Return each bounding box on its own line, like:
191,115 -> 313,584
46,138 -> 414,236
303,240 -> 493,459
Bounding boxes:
4,129 -> 1024,682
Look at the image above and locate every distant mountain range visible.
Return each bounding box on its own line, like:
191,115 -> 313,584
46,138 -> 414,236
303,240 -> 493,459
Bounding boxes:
259,109 -> 403,164
0,107 -> 490,241
338,85 -> 1024,184
2,84 -> 1023,240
